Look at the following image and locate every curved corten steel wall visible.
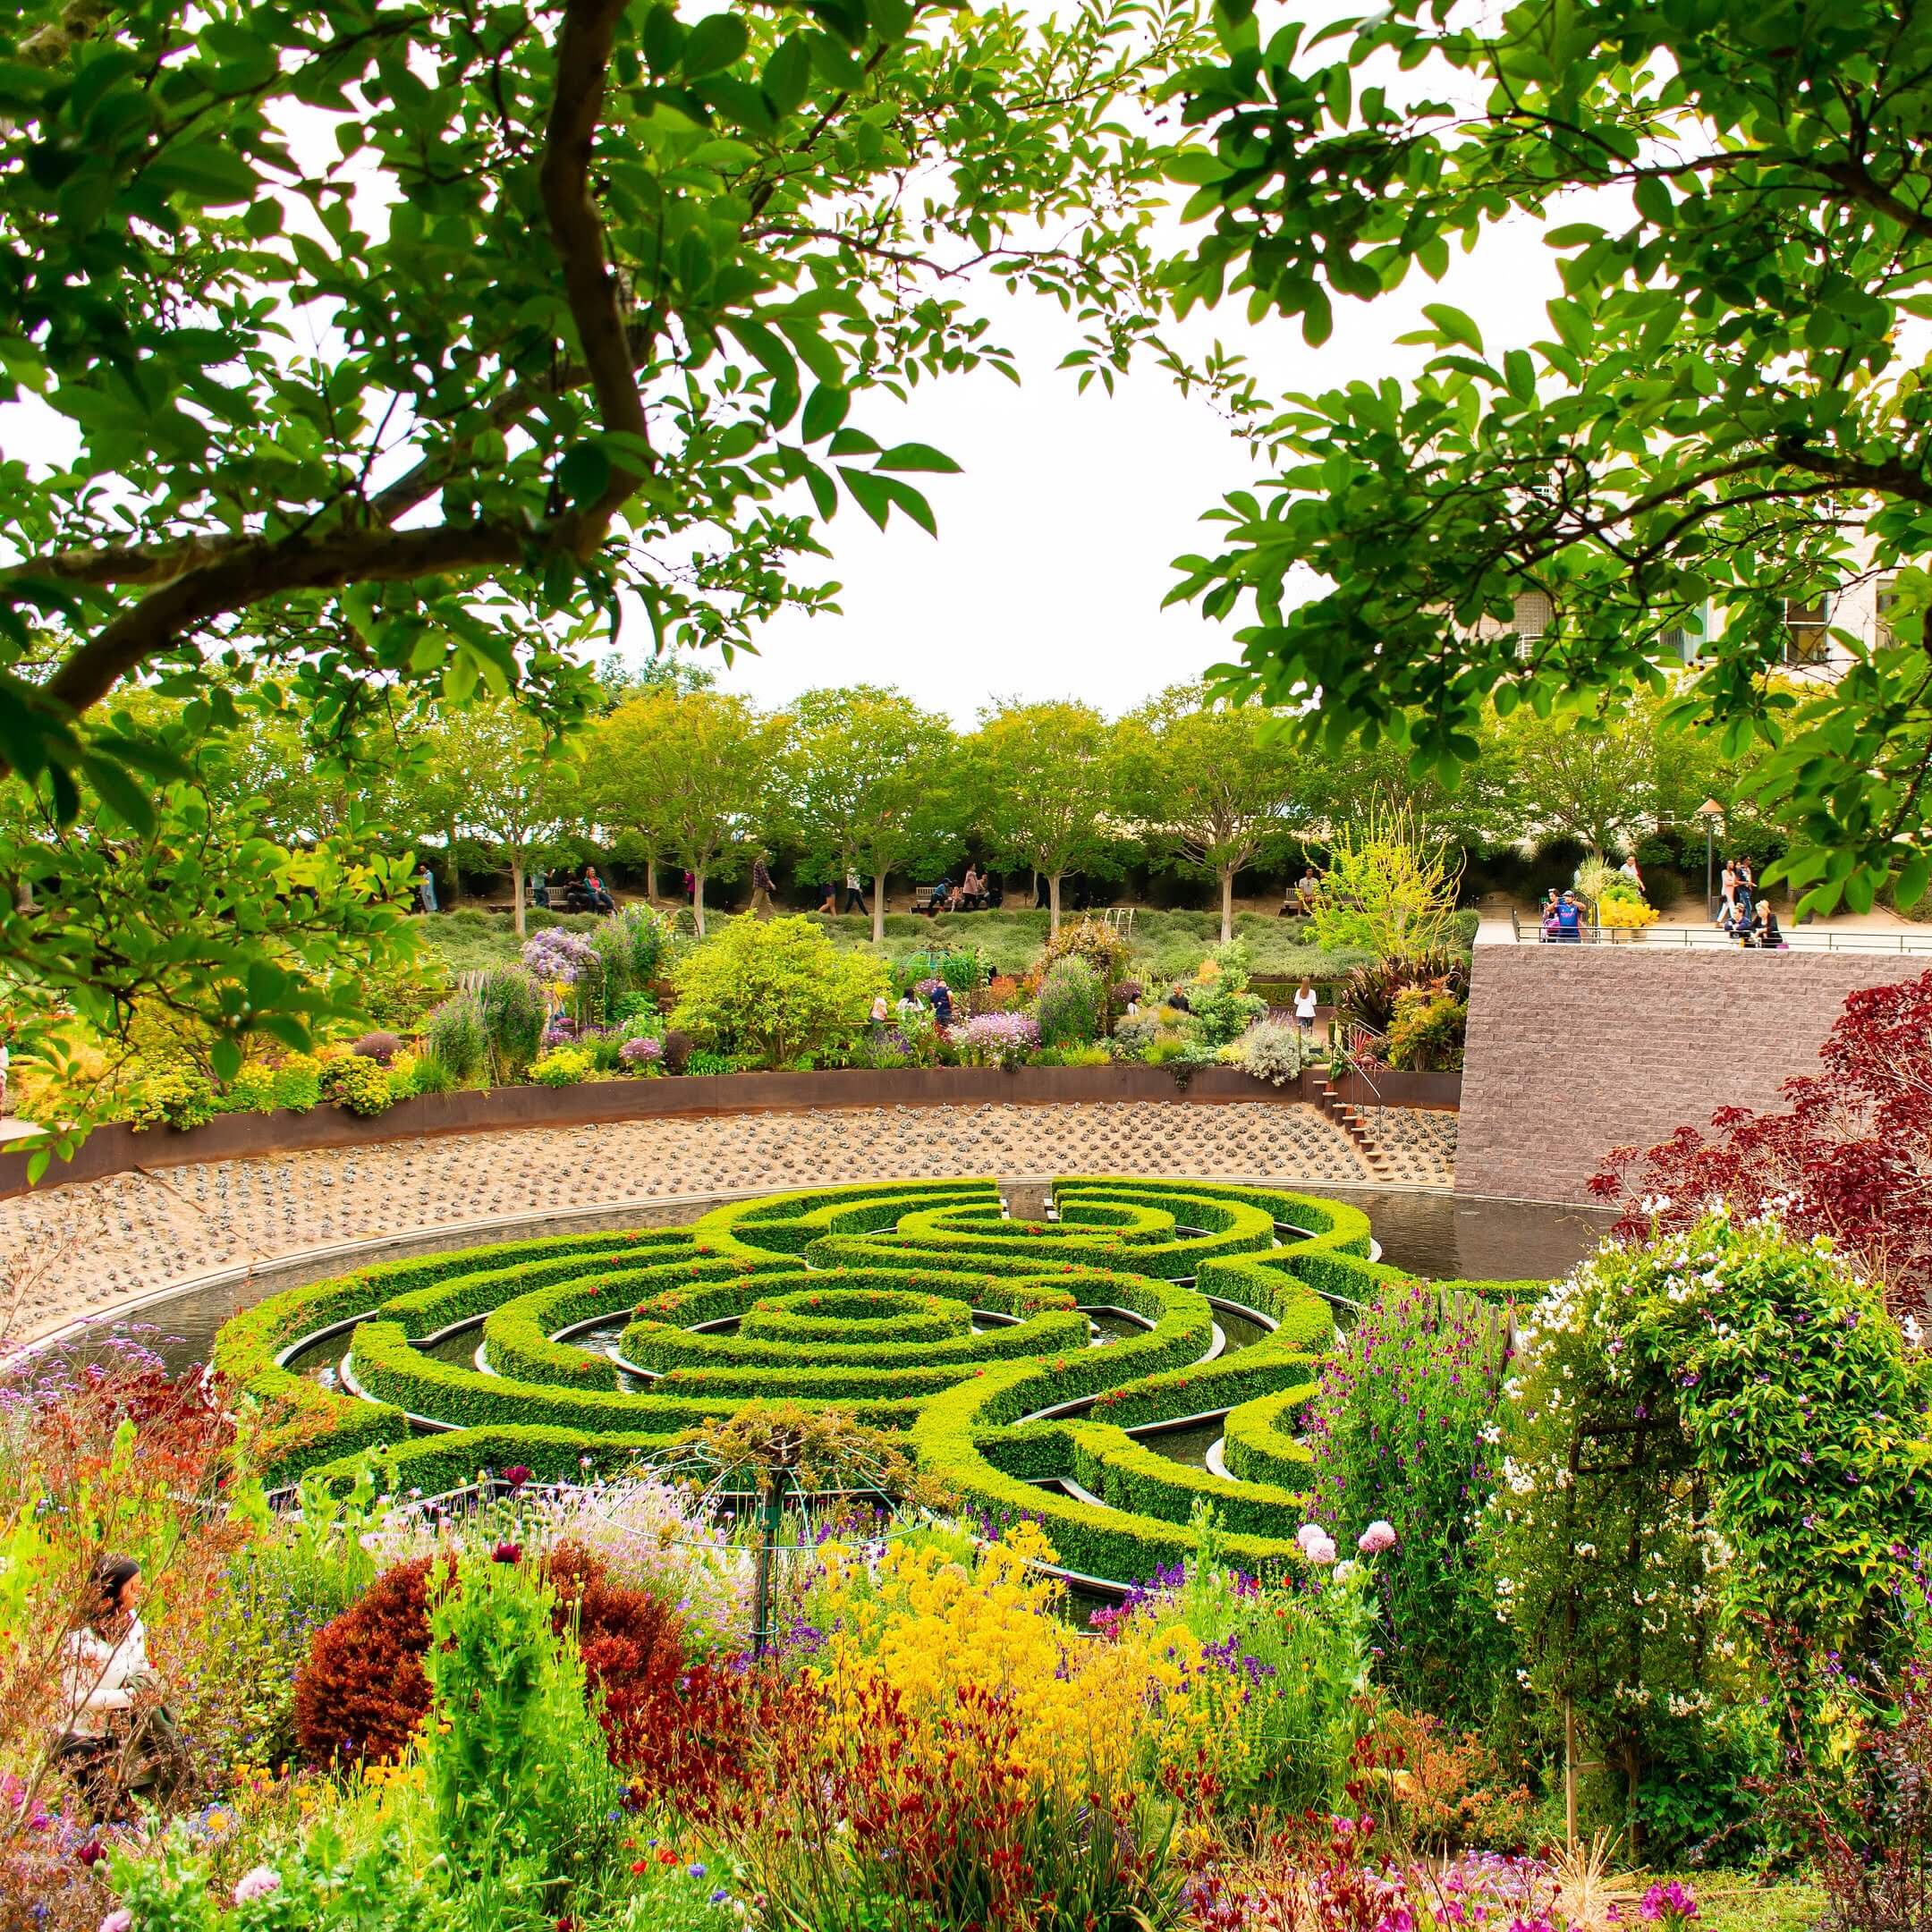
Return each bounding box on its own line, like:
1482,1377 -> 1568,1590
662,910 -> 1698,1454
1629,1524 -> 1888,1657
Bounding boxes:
1,1064 -> 1460,1199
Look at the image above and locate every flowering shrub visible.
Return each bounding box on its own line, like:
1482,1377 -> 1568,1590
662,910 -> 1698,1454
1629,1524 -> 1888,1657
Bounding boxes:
322,1053 -> 395,1117
350,1031 -> 401,1064
620,1035 -> 665,1072
530,1046 -> 595,1087
123,1064 -> 217,1131
1234,1017 -> 1309,1086
948,1011 -> 1040,1069
269,1052 -> 323,1112
1035,955 -> 1103,1047
521,926 -> 601,985
1304,1284 -> 1512,1725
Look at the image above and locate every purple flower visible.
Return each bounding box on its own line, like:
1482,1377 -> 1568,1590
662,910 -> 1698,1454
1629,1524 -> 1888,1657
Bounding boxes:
99,1915 -> 132,1932
621,1036 -> 664,1067
1359,1520 -> 1397,1555
522,928 -> 600,984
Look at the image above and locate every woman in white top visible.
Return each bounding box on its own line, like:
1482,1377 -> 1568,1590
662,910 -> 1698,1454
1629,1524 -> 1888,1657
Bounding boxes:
59,1556 -> 180,1804
1293,979 -> 1319,1035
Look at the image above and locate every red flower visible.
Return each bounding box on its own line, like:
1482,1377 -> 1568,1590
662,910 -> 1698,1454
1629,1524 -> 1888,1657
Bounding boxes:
492,1541 -> 522,1564
631,1861 -> 648,1876
503,1465 -> 531,1491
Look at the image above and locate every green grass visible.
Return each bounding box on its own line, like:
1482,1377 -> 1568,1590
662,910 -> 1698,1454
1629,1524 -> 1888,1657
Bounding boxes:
411,906 -> 1373,988
1648,1873 -> 1823,1932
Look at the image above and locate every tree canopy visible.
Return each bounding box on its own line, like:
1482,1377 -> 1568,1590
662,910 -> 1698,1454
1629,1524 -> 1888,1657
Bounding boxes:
1163,0 -> 1932,915
0,0 -> 1200,1050
778,685 -> 958,942
1118,682 -> 1308,940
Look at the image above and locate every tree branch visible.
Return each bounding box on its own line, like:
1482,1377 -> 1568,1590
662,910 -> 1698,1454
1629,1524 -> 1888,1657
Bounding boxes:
42,520 -> 527,718
538,0 -> 653,540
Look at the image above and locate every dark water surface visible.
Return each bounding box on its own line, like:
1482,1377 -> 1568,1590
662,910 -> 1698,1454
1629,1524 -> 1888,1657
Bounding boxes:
63,1184 -> 1611,1380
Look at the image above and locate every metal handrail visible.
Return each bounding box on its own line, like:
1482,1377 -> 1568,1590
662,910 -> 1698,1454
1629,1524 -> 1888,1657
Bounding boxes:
1520,921 -> 1932,953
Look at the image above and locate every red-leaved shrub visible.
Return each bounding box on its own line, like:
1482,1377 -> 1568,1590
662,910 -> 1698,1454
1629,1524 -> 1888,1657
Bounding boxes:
293,1555 -> 445,1768
293,1543 -> 685,1769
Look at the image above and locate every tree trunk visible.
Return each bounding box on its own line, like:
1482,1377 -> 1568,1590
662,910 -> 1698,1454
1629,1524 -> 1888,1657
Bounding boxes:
1220,864 -> 1236,945
444,817 -> 462,907
693,869 -> 707,936
872,871 -> 886,946
512,858 -> 526,938
645,854 -> 657,902
1048,872 -> 1063,937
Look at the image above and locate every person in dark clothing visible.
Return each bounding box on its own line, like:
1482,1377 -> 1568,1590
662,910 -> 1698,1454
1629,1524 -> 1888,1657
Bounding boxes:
929,981 -> 953,1025
750,853 -> 778,918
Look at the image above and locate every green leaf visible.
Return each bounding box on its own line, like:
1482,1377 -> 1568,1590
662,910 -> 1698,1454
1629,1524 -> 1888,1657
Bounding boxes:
762,34 -> 812,115
210,1034 -> 242,1083
874,442 -> 961,474
556,442 -> 611,506
76,750 -> 156,833
642,4 -> 685,74
143,140 -> 258,206
682,13 -> 750,80
801,384 -> 850,442
1421,302 -> 1484,353
1894,850 -> 1930,911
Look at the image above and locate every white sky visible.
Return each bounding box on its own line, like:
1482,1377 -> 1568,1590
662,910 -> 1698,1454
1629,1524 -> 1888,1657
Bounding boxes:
694,209 -> 1567,725
2,0 -> 1573,731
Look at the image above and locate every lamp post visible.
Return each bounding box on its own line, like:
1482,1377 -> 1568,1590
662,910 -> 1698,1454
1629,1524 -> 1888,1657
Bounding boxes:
1697,799 -> 1724,919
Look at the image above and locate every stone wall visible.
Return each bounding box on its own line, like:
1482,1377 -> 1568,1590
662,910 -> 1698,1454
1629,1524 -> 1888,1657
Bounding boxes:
1455,943 -> 1931,1203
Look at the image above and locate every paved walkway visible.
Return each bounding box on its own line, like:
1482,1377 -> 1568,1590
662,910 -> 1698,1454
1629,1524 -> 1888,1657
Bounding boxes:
0,1101 -> 1456,1348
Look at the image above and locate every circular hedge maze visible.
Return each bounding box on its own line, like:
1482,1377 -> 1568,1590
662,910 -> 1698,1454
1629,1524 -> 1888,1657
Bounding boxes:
216,1179 -> 1530,1586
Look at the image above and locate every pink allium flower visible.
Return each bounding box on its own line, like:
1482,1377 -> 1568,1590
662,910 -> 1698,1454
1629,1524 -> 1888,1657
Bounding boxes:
1359,1520 -> 1398,1555
1296,1522 -> 1338,1565
100,1912 -> 133,1932
234,1866 -> 282,1903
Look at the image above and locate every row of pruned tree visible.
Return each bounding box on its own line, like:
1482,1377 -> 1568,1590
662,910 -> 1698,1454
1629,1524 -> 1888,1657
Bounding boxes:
233,668 -> 1775,940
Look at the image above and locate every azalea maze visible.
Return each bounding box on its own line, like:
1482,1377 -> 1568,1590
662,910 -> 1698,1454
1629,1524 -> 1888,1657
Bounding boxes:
217,1178 -> 1530,1584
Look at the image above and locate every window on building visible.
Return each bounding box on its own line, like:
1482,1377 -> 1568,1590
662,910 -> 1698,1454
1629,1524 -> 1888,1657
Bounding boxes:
1782,594 -> 1832,667
1508,589 -> 1553,660
1878,574 -> 1904,649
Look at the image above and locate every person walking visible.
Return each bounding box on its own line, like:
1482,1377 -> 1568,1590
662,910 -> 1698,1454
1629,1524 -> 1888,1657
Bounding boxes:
1718,860 -> 1739,926
416,864 -> 439,914
1292,979 -> 1318,1037
845,869 -> 869,917
749,852 -> 778,918
1618,852 -> 1642,894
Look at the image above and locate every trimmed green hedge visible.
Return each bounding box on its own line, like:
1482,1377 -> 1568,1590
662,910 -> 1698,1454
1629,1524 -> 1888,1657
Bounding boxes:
222,1175 -> 1545,1583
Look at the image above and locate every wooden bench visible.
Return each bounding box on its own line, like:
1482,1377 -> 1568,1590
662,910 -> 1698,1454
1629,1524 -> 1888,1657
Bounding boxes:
910,886 -> 945,915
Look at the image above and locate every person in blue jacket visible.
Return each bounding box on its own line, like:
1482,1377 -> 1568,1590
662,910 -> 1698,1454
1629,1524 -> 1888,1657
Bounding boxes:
1554,891 -> 1585,942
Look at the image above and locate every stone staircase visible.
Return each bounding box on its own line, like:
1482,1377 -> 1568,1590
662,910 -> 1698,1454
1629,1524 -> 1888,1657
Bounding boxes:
1313,1076 -> 1391,1179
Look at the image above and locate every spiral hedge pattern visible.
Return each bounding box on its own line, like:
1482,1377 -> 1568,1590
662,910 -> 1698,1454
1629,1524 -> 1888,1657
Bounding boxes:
215,1178 -> 1535,1584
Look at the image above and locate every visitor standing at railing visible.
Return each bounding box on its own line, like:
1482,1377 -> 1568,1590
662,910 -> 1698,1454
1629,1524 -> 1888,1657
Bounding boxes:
1554,891 -> 1584,942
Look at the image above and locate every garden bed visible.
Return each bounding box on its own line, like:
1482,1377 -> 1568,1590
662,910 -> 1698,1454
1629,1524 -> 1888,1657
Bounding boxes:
0,1064 -> 1462,1198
